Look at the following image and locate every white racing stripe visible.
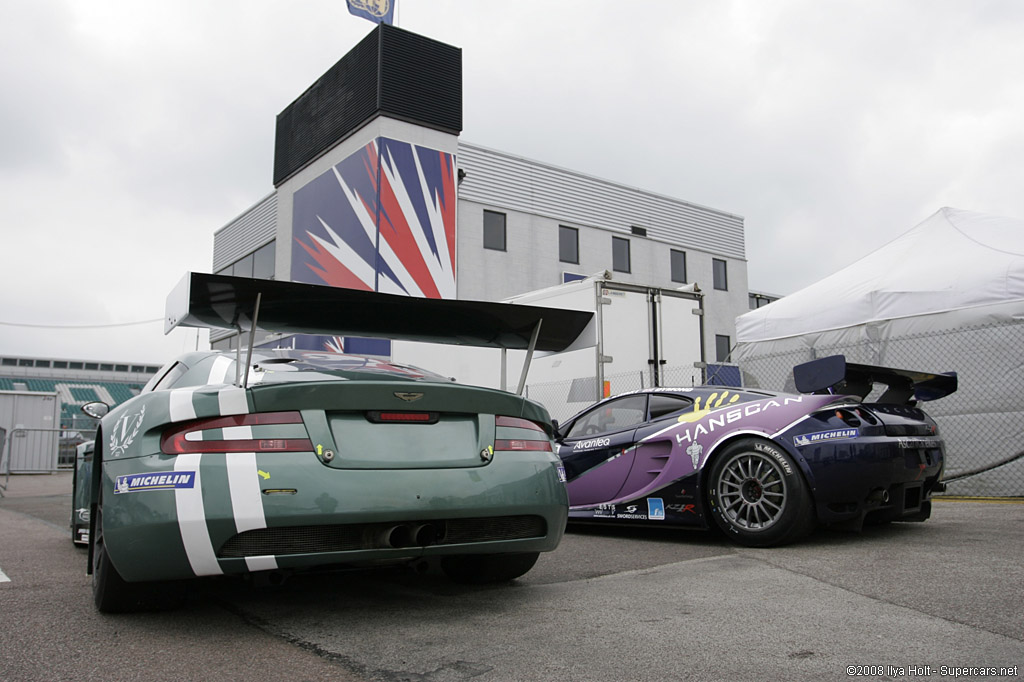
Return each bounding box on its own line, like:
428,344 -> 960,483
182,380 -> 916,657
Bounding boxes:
245,555 -> 278,572
174,454 -> 223,576
224,430 -> 278,572
218,387 -> 249,416
169,388 -> 197,422
207,355 -> 234,385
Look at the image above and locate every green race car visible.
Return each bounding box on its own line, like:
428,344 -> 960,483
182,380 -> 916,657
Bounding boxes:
80,273 -> 592,612
71,440 -> 94,545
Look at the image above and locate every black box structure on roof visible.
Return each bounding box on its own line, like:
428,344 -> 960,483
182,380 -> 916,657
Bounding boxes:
273,23 -> 462,186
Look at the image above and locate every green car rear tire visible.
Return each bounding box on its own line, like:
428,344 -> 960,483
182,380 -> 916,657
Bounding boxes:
92,506 -> 184,613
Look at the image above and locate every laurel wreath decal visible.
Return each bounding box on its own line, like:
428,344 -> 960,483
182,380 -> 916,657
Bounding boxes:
109,405 -> 146,458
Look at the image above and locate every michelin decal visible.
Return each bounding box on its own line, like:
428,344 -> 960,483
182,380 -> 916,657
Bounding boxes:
115,471 -> 197,494
793,428 -> 858,447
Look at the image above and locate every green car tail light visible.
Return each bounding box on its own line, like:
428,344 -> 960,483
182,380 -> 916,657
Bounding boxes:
161,411 -> 312,454
494,416 -> 552,452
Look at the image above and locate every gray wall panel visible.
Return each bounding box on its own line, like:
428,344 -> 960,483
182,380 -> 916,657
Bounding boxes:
212,192 -> 278,271
456,142 -> 745,259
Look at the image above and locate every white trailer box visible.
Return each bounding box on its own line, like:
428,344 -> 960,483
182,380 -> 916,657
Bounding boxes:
393,276 -> 705,421
0,390 -> 61,473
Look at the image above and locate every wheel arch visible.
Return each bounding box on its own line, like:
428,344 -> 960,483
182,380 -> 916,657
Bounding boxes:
697,432 -> 818,510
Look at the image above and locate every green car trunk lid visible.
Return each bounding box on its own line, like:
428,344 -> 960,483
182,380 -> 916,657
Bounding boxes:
248,379 -> 550,470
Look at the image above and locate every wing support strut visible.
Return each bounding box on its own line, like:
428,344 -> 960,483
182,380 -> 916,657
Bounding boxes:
242,292 -> 262,389
516,320 -> 542,396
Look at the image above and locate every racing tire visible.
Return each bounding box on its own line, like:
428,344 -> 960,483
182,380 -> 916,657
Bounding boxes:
706,438 -> 815,547
92,506 -> 184,613
441,552 -> 540,584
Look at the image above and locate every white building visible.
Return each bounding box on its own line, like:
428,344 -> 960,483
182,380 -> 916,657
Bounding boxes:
211,24 -> 750,377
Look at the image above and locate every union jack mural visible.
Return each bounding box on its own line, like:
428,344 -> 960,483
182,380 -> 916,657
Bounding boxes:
291,137 -> 457,299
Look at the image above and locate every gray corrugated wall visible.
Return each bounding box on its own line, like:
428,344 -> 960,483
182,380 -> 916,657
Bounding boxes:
212,192 -> 278,271
456,142 -> 745,260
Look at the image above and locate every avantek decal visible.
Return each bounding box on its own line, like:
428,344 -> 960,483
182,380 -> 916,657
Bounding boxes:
115,471 -> 197,494
793,428 -> 858,447
573,437 -> 611,451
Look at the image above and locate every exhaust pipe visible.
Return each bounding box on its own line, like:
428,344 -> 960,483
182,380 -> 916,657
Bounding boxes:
382,522 -> 445,548
867,488 -> 890,504
385,525 -> 414,548
413,523 -> 438,546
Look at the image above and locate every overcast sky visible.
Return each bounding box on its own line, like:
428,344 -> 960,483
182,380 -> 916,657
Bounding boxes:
2,0 -> 1022,364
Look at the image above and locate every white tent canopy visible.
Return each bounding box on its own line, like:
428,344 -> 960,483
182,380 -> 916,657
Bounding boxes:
737,207 -> 1024,344
733,207 -> 1024,497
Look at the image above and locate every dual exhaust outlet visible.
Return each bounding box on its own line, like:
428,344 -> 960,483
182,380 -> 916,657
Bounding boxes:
381,522 -> 446,549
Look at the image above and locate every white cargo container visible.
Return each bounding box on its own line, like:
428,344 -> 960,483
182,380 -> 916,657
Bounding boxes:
393,275 -> 706,420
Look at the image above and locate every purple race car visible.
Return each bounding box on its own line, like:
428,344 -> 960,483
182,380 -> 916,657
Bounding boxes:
554,356 -> 956,547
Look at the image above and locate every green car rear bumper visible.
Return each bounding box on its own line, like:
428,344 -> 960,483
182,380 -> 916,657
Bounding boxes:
100,450 -> 568,583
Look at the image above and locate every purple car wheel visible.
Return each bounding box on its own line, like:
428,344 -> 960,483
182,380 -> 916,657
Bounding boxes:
707,439 -> 815,547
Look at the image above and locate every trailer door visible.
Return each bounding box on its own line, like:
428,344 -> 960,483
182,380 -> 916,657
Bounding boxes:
653,292 -> 704,387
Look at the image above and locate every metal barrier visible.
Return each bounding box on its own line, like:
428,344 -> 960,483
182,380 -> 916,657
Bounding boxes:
0,427 -> 95,498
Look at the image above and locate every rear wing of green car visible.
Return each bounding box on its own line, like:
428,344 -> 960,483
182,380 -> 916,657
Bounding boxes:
165,272 -> 595,393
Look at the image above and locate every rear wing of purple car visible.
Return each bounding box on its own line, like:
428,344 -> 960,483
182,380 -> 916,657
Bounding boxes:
792,355 -> 957,405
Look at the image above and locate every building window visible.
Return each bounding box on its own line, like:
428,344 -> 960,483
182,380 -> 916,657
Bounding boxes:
612,237 -> 631,273
671,250 -> 687,283
232,253 -> 254,278
713,258 -> 728,291
559,226 -> 579,264
253,241 -> 276,280
483,210 -> 506,251
749,293 -> 776,309
217,241 -> 277,281
715,335 -> 731,362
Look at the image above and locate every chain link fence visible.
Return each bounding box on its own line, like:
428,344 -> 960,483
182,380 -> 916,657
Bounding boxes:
733,319 -> 1024,497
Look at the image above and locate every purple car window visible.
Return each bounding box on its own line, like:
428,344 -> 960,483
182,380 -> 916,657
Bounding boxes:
566,394 -> 647,438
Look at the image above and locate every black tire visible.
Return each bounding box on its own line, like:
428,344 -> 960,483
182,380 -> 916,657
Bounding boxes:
93,531 -> 149,613
706,438 -> 815,547
92,506 -> 184,613
441,552 -> 540,584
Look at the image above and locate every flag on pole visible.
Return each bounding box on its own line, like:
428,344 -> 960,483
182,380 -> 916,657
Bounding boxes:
347,0 -> 394,25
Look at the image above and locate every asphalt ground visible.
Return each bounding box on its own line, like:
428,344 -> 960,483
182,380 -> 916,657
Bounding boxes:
1,472 -> 1022,681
